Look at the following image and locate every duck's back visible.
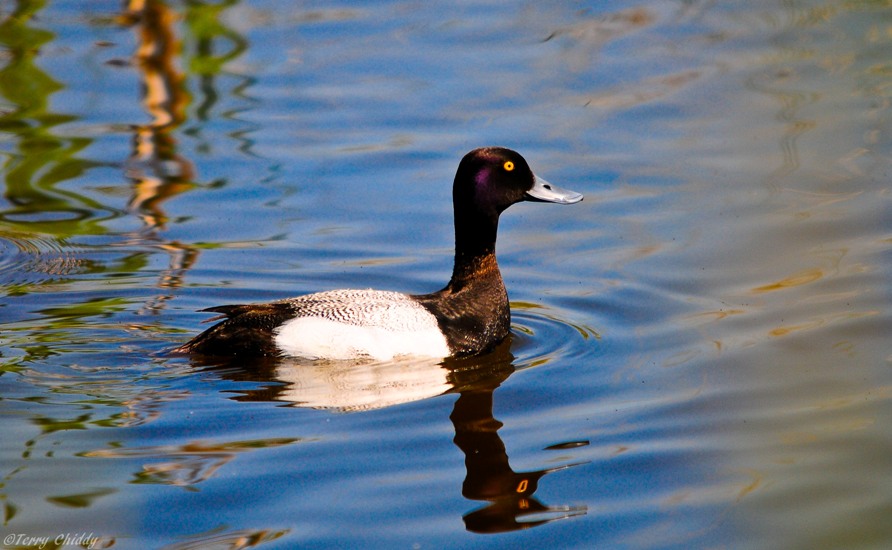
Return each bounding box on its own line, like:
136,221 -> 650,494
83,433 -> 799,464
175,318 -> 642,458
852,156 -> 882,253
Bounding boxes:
280,289 -> 438,329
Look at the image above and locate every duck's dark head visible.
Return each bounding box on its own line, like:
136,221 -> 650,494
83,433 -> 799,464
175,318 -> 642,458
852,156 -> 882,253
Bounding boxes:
453,147 -> 583,216
447,147 -> 583,276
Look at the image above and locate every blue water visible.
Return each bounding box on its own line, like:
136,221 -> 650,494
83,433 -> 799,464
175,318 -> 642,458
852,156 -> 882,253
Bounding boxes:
2,1 -> 891,548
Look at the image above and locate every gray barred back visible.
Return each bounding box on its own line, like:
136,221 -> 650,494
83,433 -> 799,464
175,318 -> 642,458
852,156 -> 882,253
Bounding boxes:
278,289 -> 439,331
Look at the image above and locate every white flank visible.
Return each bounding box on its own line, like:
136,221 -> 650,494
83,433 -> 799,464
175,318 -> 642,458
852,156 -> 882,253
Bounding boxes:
272,289 -> 450,360
275,317 -> 450,360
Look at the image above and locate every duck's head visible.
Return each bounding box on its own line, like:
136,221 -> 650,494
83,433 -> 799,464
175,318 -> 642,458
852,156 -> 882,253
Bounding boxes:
453,147 -> 583,216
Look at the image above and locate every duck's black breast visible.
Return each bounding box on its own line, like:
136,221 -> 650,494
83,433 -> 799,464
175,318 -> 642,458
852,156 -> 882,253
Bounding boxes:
413,254 -> 510,356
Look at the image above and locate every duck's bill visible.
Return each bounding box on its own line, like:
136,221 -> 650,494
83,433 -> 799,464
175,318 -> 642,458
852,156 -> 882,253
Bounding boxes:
526,175 -> 583,204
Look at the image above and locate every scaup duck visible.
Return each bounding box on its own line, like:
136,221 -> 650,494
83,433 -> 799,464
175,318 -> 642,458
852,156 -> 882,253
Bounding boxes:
175,147 -> 582,359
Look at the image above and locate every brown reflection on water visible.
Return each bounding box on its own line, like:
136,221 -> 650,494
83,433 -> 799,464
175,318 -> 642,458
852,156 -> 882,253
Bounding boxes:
160,528 -> 290,550
122,0 -> 194,230
751,267 -> 823,293
768,310 -> 879,338
120,0 -> 200,313
188,340 -> 587,534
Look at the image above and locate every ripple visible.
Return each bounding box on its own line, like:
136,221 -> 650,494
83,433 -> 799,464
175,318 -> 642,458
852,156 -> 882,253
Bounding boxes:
510,303 -> 600,368
0,233 -> 85,287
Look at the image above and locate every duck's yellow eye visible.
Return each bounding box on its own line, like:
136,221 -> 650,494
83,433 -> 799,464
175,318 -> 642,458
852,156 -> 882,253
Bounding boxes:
503,161 -> 515,172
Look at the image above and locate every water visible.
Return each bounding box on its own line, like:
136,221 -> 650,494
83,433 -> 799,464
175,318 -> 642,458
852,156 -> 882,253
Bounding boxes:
1,1 -> 891,548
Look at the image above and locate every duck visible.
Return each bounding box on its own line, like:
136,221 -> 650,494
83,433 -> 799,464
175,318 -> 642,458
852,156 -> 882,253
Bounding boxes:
174,147 -> 582,360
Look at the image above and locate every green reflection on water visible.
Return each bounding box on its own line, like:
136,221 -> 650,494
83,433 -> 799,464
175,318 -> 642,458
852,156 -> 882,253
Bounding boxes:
32,414 -> 92,434
184,0 -> 248,78
0,1 -> 108,238
0,0 -> 250,242
0,0 -> 251,336
45,487 -> 116,509
0,1 -> 256,533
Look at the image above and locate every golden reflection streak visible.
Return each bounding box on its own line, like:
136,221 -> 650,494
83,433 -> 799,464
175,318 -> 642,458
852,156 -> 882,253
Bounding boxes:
768,318 -> 824,337
768,310 -> 879,338
685,309 -> 747,322
735,470 -> 764,502
751,267 -> 822,293
121,0 -> 201,313
162,528 -> 290,550
124,0 -> 195,229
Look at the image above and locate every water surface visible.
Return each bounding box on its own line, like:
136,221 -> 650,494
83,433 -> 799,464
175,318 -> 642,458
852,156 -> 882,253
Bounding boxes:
1,1 -> 891,549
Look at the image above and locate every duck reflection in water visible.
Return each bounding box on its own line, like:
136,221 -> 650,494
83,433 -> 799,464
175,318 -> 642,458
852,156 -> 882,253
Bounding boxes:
189,338 -> 586,533
449,361 -> 587,533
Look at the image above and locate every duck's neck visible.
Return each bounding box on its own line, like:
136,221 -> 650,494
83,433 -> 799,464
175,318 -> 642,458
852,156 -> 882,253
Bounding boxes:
448,210 -> 502,288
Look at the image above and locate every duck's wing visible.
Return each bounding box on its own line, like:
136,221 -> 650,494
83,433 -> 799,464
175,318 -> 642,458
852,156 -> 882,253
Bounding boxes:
172,302 -> 297,357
